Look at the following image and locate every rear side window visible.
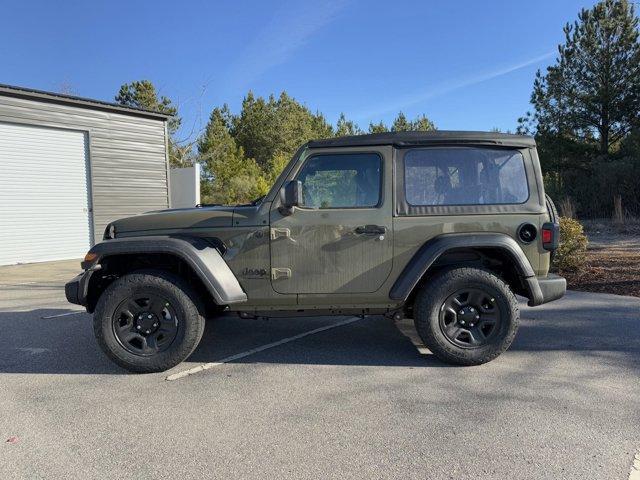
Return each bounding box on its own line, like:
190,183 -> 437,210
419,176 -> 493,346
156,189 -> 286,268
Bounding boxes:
296,153 -> 382,208
404,147 -> 529,206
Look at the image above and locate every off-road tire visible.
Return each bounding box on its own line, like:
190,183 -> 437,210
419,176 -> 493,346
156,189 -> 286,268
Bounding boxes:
414,267 -> 519,366
93,270 -> 205,373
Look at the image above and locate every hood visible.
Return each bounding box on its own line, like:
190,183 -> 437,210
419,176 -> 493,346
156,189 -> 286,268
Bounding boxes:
111,205 -> 236,235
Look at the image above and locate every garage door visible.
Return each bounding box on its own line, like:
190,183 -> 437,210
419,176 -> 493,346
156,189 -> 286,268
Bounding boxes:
0,122 -> 91,265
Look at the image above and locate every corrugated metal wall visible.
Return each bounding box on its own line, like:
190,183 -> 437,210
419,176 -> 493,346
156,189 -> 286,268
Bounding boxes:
0,94 -> 168,244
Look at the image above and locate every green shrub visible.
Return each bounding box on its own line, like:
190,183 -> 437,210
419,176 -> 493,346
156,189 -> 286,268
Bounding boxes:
552,217 -> 589,272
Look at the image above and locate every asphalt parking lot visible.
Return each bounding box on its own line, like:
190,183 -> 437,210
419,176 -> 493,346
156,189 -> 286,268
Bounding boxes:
0,261 -> 639,479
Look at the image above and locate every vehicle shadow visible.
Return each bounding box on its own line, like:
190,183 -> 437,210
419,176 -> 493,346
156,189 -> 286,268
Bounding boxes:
188,315 -> 449,368
191,292 -> 640,372
0,308 -> 125,374
0,291 -> 638,375
0,309 -> 446,375
512,299 -> 640,371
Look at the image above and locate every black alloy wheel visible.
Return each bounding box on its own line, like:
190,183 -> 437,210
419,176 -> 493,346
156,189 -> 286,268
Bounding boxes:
439,288 -> 501,348
413,267 -> 519,366
112,293 -> 179,356
93,270 -> 205,373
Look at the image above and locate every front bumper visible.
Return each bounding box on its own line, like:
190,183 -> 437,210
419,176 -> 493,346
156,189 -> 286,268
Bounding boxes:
65,267 -> 97,307
526,274 -> 566,307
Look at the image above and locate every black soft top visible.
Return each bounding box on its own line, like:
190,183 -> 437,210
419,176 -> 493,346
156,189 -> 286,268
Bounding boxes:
307,131 -> 535,149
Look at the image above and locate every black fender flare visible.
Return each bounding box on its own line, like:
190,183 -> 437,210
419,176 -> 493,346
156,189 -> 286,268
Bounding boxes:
85,236 -> 247,305
389,233 -> 543,305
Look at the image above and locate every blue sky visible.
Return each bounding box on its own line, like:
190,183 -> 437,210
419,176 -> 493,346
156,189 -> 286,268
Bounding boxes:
1,0 -> 597,140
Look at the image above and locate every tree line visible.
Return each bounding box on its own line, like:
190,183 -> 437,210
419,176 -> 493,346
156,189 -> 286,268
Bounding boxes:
115,83 -> 435,205
518,0 -> 640,218
115,0 -> 640,218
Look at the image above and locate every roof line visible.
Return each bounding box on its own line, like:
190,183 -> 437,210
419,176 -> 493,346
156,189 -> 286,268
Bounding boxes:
307,131 -> 536,149
0,83 -> 172,120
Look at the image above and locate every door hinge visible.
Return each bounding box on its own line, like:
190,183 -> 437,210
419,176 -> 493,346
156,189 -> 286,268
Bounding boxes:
271,267 -> 292,280
270,227 -> 291,240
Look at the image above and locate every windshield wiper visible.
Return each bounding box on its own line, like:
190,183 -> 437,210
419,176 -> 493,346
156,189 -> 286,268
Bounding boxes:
249,195 -> 265,206
237,195 -> 265,207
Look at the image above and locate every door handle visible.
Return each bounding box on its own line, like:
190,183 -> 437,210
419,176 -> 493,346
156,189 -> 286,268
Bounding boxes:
355,225 -> 387,235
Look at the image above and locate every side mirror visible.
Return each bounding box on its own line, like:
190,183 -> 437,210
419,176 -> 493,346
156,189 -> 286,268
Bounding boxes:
279,180 -> 303,215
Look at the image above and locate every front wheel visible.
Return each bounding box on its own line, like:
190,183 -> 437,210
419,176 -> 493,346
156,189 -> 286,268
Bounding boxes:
93,270 -> 205,373
413,267 -> 519,366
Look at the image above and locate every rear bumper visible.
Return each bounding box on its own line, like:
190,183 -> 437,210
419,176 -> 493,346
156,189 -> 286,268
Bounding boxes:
538,274 -> 567,304
526,274 -> 566,307
65,268 -> 96,307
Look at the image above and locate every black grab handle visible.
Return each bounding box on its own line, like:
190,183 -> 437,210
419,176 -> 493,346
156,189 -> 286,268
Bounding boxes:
355,225 -> 387,235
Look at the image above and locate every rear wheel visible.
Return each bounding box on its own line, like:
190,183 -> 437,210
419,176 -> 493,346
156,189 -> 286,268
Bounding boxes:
93,270 -> 205,373
414,267 -> 519,366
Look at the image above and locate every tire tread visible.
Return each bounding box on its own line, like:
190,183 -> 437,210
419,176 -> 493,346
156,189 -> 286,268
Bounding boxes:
413,267 -> 519,366
93,269 -> 205,373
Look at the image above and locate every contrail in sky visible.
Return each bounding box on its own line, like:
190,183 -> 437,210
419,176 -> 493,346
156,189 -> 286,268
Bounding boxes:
226,0 -> 349,90
354,50 -> 556,120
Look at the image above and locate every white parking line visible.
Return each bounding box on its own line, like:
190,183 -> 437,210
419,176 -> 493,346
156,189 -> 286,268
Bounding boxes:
17,347 -> 50,355
395,318 -> 430,355
629,451 -> 640,480
41,311 -> 85,319
166,316 -> 362,381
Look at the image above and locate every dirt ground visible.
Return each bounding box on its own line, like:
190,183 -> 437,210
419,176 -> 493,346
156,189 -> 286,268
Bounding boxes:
562,220 -> 640,297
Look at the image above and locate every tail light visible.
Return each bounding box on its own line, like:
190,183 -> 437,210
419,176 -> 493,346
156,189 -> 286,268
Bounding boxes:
541,222 -> 559,251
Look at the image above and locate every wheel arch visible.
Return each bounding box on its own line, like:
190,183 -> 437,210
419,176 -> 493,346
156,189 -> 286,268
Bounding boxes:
389,233 -> 539,307
83,236 -> 247,313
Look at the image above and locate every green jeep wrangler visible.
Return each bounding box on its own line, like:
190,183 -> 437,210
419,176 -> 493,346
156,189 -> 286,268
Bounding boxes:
66,131 -> 566,373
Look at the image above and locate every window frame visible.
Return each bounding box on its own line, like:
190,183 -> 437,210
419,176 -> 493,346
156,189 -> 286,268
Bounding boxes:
293,151 -> 384,210
395,145 -> 541,217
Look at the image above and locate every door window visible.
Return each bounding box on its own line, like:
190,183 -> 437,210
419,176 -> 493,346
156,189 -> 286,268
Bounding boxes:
296,153 -> 382,209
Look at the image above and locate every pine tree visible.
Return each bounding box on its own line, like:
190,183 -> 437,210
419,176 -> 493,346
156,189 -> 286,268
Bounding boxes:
368,121 -> 387,134
411,114 -> 436,131
390,112 -> 436,132
391,112 -> 412,132
530,0 -> 640,154
232,91 -> 332,168
198,107 -> 268,204
335,113 -> 363,136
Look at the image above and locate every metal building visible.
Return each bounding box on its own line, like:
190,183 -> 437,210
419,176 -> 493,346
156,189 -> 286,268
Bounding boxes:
0,84 -> 171,265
